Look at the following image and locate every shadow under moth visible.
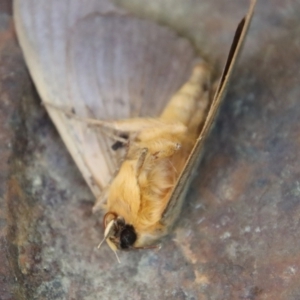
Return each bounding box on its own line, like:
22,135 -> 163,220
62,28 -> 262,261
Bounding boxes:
14,0 -> 257,261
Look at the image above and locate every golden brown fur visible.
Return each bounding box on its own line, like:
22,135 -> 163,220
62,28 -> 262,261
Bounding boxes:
106,62 -> 211,246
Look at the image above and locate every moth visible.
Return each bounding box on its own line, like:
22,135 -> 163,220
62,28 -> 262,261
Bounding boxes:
14,0 -> 256,259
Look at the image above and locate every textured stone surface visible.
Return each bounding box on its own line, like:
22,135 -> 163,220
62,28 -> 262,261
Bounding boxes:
1,0 -> 300,299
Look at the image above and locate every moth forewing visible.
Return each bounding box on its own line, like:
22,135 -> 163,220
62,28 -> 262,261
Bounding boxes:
161,0 -> 257,226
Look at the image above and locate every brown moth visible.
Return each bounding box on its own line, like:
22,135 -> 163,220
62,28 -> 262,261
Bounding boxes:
14,0 -> 256,259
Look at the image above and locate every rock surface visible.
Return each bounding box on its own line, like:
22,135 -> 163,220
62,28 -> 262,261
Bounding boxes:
1,0 -> 300,299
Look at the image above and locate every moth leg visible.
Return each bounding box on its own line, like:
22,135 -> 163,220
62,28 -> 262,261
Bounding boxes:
138,138 -> 180,159
137,123 -> 186,142
124,121 -> 186,162
43,102 -> 168,133
101,130 -> 128,145
95,118 -> 176,133
151,140 -> 181,159
135,148 -> 148,175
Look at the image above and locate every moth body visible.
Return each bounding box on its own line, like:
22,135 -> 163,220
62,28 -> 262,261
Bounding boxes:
15,0 -> 256,260
103,62 -> 211,250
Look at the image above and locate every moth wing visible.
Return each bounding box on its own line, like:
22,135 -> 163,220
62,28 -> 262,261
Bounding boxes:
14,0 -> 197,200
161,0 -> 257,226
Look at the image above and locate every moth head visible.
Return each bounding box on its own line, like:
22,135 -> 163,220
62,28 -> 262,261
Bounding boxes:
98,212 -> 137,254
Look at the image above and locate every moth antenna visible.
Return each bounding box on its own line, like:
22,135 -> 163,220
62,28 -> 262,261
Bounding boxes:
114,251 -> 121,264
102,212 -> 116,228
97,237 -> 106,249
97,218 -> 116,249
